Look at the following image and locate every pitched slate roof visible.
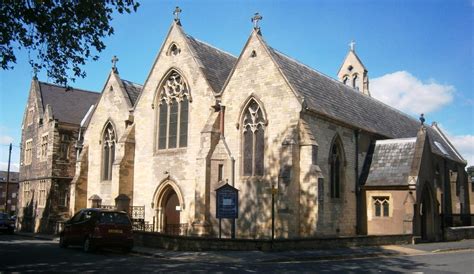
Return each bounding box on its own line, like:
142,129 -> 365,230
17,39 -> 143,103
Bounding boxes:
185,35 -> 237,93
365,138 -> 416,186
266,47 -> 464,164
39,82 -> 100,125
121,79 -> 143,107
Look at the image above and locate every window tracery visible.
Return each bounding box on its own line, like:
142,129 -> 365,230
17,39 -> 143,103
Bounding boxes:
102,123 -> 115,181
242,99 -> 266,176
157,71 -> 190,150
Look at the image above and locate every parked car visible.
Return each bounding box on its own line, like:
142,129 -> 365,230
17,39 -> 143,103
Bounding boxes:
0,212 -> 15,234
59,208 -> 134,252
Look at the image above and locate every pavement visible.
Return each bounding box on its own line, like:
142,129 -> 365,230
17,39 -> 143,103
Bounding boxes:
14,231 -> 474,263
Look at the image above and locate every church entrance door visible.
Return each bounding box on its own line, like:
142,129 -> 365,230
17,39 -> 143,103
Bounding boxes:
164,190 -> 180,235
420,186 -> 436,241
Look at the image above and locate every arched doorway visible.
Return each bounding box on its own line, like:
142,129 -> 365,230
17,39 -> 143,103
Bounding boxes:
420,185 -> 436,241
153,181 -> 185,235
163,190 -> 180,235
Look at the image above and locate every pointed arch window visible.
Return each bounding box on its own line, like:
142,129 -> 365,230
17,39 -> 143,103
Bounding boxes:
330,137 -> 344,198
102,123 -> 115,181
157,71 -> 190,150
343,76 -> 349,85
242,99 -> 266,176
352,74 -> 359,90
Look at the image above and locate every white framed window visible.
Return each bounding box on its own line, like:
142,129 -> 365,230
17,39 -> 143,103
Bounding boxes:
40,134 -> 48,161
38,180 -> 47,208
23,181 -> 30,206
25,139 -> 33,165
27,108 -> 34,125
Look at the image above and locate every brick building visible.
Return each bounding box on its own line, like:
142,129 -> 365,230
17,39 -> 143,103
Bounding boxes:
0,171 -> 19,215
18,80 -> 99,233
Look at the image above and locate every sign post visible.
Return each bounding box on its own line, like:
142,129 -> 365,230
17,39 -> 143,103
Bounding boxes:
215,183 -> 239,239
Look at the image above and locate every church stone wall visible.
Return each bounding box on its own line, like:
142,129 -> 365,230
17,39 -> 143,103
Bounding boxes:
83,73 -> 131,206
301,114 -> 357,236
132,25 -> 219,233
220,33 -> 302,238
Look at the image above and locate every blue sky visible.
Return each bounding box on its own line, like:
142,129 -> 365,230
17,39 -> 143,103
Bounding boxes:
0,0 -> 473,170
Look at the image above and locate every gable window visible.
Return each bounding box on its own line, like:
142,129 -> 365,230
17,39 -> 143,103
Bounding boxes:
25,139 -> 33,165
40,134 -> 48,161
373,196 -> 390,217
27,108 -> 34,125
330,137 -> 344,198
157,71 -> 190,150
242,99 -> 266,176
102,123 -> 116,181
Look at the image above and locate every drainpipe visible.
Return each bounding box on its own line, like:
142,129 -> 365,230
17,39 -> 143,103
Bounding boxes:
354,129 -> 360,234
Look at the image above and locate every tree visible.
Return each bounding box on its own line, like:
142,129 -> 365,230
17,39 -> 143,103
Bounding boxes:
1,0 -> 139,86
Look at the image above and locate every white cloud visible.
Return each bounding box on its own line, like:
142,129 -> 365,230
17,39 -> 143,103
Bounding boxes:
447,134 -> 474,167
371,71 -> 454,114
0,162 -> 19,172
437,125 -> 474,167
0,135 -> 14,145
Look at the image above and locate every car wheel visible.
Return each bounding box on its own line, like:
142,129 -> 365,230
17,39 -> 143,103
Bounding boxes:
59,234 -> 68,248
83,237 -> 95,253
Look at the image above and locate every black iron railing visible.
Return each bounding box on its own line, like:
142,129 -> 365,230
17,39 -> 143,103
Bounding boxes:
165,224 -> 188,236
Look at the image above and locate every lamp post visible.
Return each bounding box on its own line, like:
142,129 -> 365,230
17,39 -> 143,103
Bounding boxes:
4,143 -> 12,213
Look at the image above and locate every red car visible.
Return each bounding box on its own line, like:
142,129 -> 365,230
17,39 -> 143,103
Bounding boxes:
59,208 -> 134,253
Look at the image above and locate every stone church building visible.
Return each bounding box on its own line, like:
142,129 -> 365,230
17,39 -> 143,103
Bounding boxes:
20,13 -> 471,240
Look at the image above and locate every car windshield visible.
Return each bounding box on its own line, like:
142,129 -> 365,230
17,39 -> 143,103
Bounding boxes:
0,213 -> 9,220
98,212 -> 131,225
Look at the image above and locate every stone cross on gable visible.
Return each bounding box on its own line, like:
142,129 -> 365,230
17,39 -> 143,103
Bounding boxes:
251,12 -> 263,30
111,55 -> 119,72
173,6 -> 182,22
349,40 -> 356,51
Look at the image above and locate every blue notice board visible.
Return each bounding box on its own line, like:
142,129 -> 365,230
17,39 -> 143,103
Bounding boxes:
215,183 -> 239,219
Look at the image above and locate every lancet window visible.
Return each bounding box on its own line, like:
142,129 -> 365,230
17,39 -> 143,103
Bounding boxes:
102,123 -> 115,181
330,137 -> 344,198
157,71 -> 190,150
242,99 -> 266,176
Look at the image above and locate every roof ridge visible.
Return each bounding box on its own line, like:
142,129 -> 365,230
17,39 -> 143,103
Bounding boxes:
186,34 -> 237,59
269,47 -> 420,128
121,79 -> 144,87
38,81 -> 98,94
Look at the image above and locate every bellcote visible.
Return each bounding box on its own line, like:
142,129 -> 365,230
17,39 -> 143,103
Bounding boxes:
337,41 -> 370,96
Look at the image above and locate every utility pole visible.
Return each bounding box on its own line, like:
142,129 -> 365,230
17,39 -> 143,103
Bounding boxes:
4,143 -> 12,214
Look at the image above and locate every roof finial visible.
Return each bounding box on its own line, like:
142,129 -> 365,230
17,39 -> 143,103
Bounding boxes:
251,12 -> 263,30
111,55 -> 119,73
173,6 -> 182,24
419,113 -> 425,126
349,40 -> 356,51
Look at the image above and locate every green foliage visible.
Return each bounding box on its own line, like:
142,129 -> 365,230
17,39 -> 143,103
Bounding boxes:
0,0 -> 139,86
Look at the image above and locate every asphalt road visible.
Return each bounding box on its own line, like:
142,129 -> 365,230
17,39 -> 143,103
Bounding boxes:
1,234 -> 473,273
